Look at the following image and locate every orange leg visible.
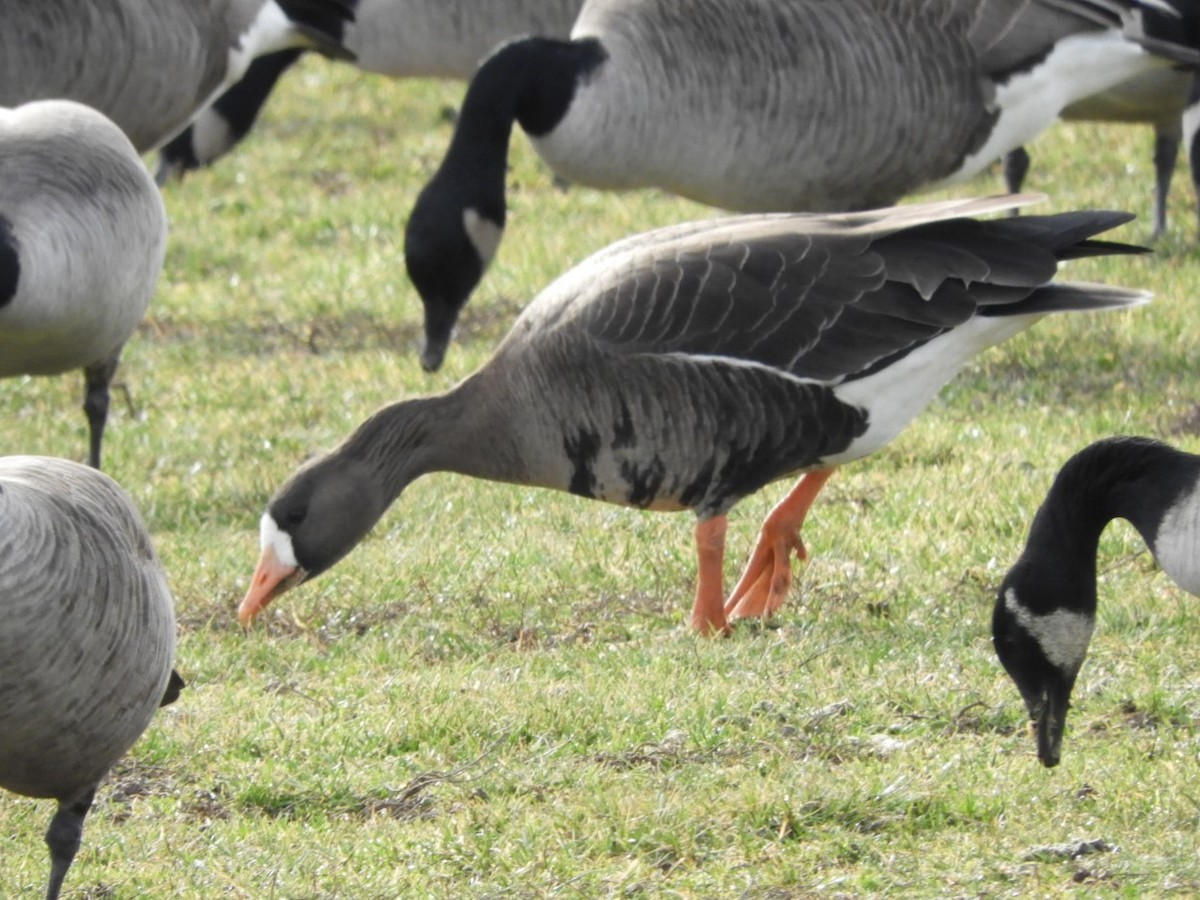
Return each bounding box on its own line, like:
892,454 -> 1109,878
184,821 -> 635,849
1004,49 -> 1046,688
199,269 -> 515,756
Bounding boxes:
724,467 -> 836,621
690,516 -> 732,636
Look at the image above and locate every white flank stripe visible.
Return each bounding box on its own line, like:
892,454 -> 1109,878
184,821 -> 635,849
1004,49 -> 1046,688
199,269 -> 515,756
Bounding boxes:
935,31 -> 1166,188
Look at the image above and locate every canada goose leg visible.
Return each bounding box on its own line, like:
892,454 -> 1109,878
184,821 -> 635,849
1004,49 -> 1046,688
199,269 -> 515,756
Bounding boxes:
725,468 -> 835,621
1151,129 -> 1180,241
82,354 -> 120,469
690,516 -> 731,636
44,788 -> 94,900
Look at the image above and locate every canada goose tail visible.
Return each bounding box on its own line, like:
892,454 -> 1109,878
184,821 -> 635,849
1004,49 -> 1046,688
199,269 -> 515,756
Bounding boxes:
275,0 -> 357,61
1119,0 -> 1200,67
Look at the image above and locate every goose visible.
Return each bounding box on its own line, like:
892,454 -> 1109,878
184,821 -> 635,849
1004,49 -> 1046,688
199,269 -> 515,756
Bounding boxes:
1002,69 -> 1200,240
156,0 -> 584,181
404,0 -> 1200,372
240,194 -> 1148,637
0,455 -> 181,900
0,99 -> 167,469
1,0 -> 356,156
994,436 -> 1200,768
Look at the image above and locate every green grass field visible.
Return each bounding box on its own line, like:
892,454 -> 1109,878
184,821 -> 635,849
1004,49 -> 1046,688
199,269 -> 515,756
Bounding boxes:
4,57 -> 1200,897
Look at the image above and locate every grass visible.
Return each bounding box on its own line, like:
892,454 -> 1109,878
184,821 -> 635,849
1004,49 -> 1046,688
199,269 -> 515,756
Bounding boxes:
5,57 -> 1200,898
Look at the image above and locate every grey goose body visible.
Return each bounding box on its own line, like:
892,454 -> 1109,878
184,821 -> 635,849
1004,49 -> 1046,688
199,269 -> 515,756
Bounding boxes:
404,0 -> 1200,371
0,99 -> 168,468
1005,69 -> 1200,239
0,455 -> 180,900
157,0 -> 584,180
994,436 -> 1200,767
242,195 -> 1147,637
1,0 -> 354,155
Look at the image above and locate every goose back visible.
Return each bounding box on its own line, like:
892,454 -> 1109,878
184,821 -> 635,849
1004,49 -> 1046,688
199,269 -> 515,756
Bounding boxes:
0,101 -> 167,378
351,0 -> 581,76
0,456 -> 176,803
1,0 -> 352,153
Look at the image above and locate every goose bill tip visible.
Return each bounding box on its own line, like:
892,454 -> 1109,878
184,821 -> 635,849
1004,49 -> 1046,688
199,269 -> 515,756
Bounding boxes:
238,547 -> 304,626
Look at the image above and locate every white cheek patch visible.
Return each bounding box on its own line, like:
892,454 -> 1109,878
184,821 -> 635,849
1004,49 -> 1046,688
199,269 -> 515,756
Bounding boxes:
260,512 -> 299,568
463,208 -> 503,268
1005,588 -> 1094,673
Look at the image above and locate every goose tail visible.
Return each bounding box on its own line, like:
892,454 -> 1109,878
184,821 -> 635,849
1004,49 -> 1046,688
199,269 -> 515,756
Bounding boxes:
275,0 -> 357,61
1120,0 -> 1200,66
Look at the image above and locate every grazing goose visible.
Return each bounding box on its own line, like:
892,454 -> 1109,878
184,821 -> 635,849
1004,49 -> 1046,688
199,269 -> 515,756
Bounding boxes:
0,455 -> 181,900
1003,69 -> 1200,240
994,436 -> 1200,768
241,194 -> 1148,636
0,100 -> 168,468
1,0 -> 355,155
404,0 -> 1200,371
156,0 -> 584,181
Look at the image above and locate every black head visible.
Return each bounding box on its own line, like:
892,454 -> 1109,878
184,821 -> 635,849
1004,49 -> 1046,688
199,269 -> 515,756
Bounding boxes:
404,188 -> 501,372
993,572 -> 1094,767
266,453 -> 386,580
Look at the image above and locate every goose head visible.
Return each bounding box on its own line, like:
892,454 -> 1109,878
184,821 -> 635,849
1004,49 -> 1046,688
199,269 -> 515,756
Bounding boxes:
239,454 -> 385,623
992,569 -> 1096,768
405,194 -> 503,372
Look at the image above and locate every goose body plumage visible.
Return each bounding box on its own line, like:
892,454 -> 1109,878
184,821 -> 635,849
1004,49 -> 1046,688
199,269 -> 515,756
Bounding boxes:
157,0 -> 584,180
1004,69 -> 1200,239
242,195 -> 1148,637
994,436 -> 1200,768
0,455 -> 180,900
0,99 -> 168,468
404,0 -> 1199,371
1,0 -> 354,155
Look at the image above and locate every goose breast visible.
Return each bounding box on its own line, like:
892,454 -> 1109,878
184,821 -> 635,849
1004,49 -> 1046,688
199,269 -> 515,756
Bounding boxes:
0,456 -> 177,803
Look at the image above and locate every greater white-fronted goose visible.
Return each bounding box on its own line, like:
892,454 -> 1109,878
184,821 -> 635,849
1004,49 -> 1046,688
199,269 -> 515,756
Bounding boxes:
404,0 -> 1199,371
2,0 -> 355,155
0,455 -> 181,900
1004,69 -> 1200,240
994,436 -> 1200,767
0,99 -> 167,468
241,194 -> 1148,637
156,0 -> 583,181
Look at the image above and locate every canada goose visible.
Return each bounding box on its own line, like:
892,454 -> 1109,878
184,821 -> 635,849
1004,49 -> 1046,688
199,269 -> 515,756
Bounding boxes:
404,0 -> 1199,372
156,0 -> 584,181
240,194 -> 1147,637
0,99 -> 167,468
0,455 -> 181,900
1003,69 -> 1200,239
1,0 -> 355,155
994,436 -> 1200,768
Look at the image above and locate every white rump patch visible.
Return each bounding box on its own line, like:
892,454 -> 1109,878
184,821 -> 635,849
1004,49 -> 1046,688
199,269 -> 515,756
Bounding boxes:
463,208 -> 503,267
937,31 -> 1165,187
227,1 -> 293,83
1005,588 -> 1093,673
259,512 -> 298,568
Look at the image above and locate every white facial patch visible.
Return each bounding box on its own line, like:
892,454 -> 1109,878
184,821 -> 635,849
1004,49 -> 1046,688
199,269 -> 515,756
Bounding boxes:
259,511 -> 299,567
463,208 -> 503,268
1005,588 -> 1093,673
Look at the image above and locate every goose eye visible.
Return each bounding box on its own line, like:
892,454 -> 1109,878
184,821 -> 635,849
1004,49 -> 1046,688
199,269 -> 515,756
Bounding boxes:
284,507 -> 307,526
